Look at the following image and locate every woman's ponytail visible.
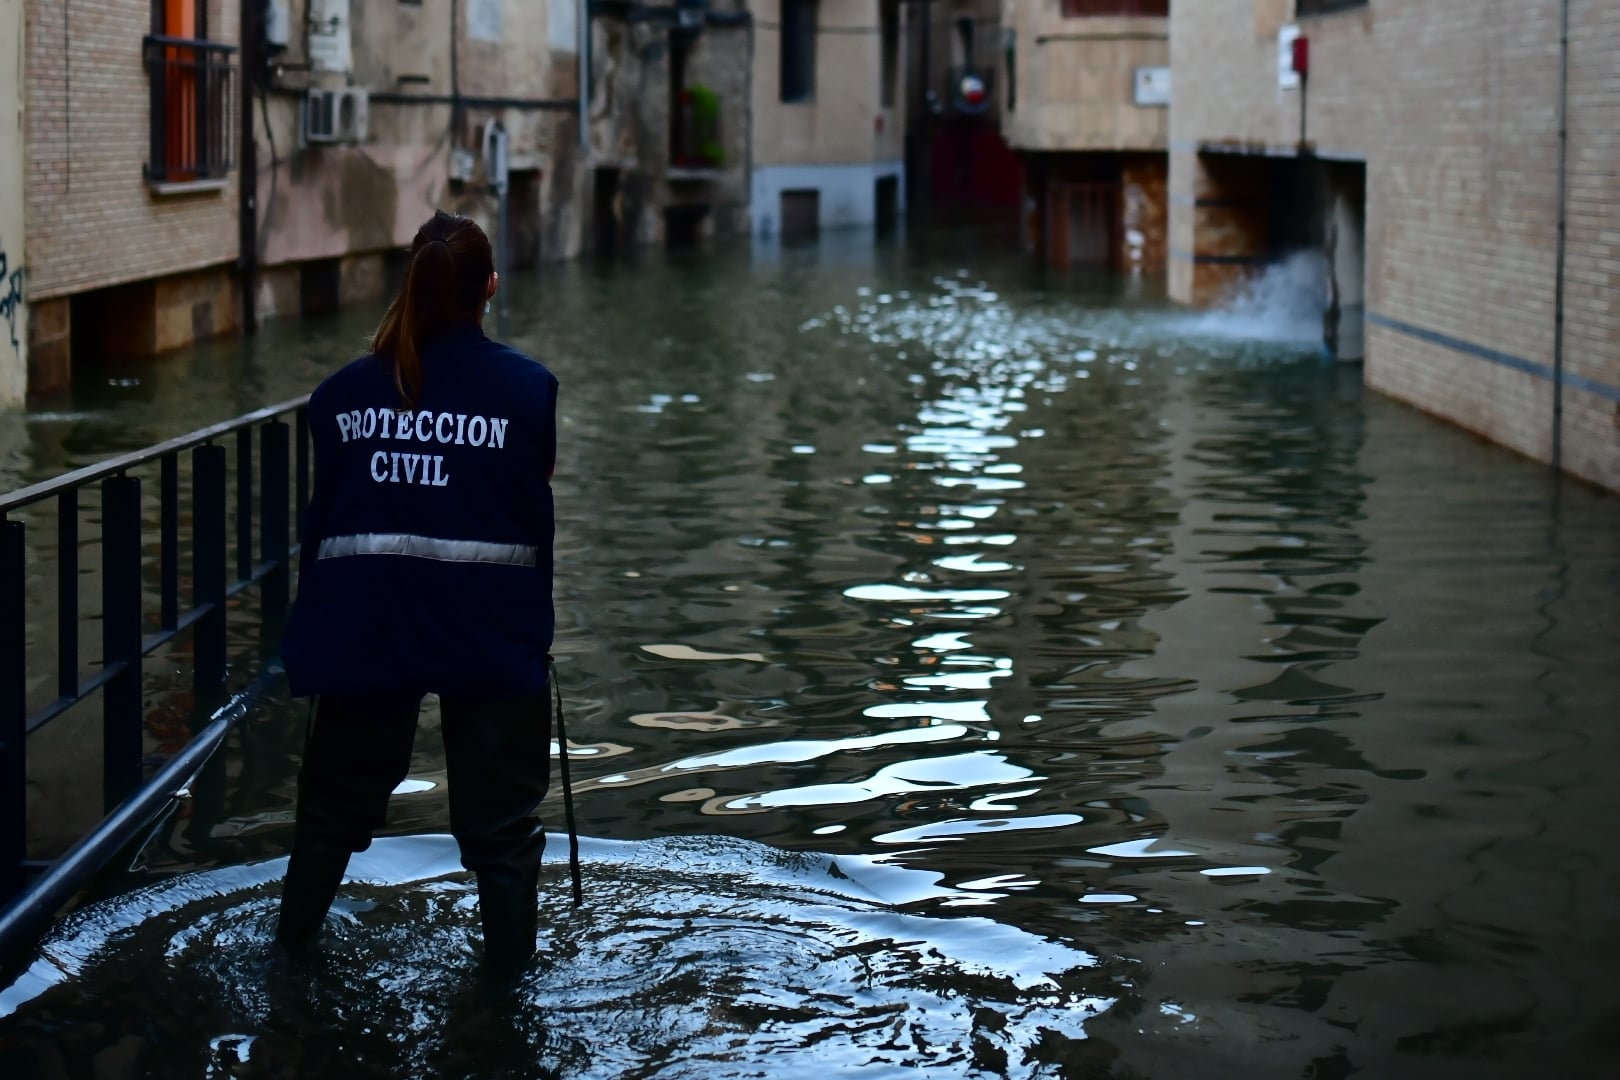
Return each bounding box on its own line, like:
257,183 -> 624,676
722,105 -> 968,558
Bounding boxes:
370,212 -> 496,408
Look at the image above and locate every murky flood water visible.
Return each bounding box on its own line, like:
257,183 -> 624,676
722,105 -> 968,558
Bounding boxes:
2,230 -> 1618,1078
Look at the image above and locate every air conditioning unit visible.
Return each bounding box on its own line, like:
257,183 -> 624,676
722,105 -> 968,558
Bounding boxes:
304,88 -> 369,145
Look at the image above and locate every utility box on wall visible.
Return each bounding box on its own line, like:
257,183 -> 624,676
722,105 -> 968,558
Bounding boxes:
308,0 -> 353,73
1134,66 -> 1170,107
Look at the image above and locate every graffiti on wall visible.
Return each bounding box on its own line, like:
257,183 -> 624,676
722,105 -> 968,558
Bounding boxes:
0,247 -> 21,352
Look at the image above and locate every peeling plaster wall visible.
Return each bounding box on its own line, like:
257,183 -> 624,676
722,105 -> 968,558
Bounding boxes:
258,0 -> 588,307
587,5 -> 752,249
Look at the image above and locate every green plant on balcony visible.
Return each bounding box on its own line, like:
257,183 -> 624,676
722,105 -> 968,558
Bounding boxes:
681,83 -> 724,168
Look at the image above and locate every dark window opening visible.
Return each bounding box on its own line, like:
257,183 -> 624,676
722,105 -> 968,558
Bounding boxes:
299,259 -> 342,318
1061,0 -> 1169,16
509,169 -> 543,270
780,189 -> 820,243
954,17 -> 975,71
875,176 -> 899,235
1296,0 -> 1367,16
665,204 -> 709,249
669,36 -> 690,165
144,0 -> 237,184
779,0 -> 817,103
880,0 -> 899,108
593,168 -> 622,255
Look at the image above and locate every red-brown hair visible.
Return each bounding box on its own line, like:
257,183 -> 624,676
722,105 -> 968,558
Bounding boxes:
371,211 -> 494,407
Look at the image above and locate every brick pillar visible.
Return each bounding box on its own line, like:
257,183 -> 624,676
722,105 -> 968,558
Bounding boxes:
1169,150 -> 1270,307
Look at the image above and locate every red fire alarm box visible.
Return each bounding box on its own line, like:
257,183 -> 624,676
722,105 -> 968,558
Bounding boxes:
1292,36 -> 1311,77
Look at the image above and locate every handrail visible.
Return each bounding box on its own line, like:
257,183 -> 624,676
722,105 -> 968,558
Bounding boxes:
141,33 -> 240,54
2,397 -> 312,965
0,395 -> 309,513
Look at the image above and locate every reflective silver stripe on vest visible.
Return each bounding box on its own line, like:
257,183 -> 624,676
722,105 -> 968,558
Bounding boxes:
317,533 -> 538,567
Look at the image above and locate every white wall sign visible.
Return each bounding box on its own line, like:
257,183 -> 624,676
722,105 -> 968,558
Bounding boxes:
1134,66 -> 1170,107
1278,24 -> 1301,90
548,0 -> 577,53
469,0 -> 503,43
308,0 -> 352,74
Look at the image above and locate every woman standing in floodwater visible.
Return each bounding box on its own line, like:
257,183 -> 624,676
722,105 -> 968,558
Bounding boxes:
276,211 -> 559,977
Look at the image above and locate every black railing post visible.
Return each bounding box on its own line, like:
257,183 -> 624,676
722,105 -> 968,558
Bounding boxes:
100,476 -> 144,811
160,453 -> 179,632
194,444 -> 228,689
146,40 -> 165,183
295,407 -> 310,539
2,521 -> 26,900
261,421 -> 290,619
57,492 -> 77,700
235,427 -> 253,583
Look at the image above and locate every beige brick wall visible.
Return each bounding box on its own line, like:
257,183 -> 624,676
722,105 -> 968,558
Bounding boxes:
1002,1 -> 1168,152
1169,0 -> 1619,493
753,0 -> 906,167
24,0 -> 241,302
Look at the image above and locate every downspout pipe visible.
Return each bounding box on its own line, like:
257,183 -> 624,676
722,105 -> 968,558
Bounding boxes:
578,0 -> 590,154
238,0 -> 259,335
1551,0 -> 1569,473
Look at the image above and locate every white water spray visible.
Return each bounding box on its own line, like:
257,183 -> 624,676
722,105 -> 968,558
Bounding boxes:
1187,249 -> 1329,346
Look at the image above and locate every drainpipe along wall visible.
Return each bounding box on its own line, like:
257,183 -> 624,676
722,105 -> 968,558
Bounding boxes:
1551,0 -> 1569,472
239,0 -> 260,335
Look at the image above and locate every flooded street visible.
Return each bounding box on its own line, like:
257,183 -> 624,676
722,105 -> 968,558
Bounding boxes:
2,230 -> 1618,1078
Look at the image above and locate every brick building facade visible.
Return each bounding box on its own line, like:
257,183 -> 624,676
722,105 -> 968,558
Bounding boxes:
23,0 -> 244,396
1169,0 -> 1619,493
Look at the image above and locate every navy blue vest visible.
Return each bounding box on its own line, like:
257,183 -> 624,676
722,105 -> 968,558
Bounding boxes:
281,326 -> 558,697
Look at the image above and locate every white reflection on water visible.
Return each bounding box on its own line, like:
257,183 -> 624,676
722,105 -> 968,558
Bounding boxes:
0,835 -> 1112,1078
709,751 -> 1039,813
874,813 -> 1085,845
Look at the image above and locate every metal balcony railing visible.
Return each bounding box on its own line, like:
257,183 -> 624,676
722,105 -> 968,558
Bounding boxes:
0,398 -> 310,973
143,35 -> 238,185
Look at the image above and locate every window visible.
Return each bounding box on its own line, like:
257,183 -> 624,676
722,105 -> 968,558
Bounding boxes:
954,17 -> 975,70
880,0 -> 899,108
1061,0 -> 1169,16
1296,0 -> 1366,15
144,0 -> 237,185
779,0 -> 817,103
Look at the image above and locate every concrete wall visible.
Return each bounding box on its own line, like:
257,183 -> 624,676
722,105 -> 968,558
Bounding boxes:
1169,0 -> 1620,493
1001,0 -> 1169,152
752,0 -> 906,168
751,160 -> 905,237
1,0 -> 25,405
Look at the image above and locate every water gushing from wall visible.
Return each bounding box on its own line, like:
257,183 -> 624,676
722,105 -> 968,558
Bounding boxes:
1188,249 -> 1328,347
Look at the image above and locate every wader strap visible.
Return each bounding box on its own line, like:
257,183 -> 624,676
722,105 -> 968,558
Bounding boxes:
550,657 -> 584,906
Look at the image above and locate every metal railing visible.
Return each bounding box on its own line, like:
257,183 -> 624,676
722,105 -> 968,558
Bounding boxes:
0,397 -> 310,967
143,35 -> 238,184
